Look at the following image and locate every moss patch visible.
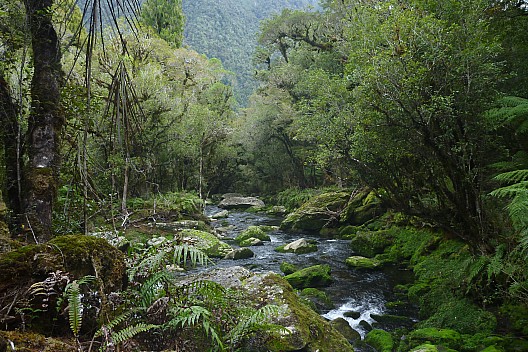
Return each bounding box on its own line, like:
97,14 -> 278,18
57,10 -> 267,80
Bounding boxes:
345,256 -> 381,269
365,329 -> 393,352
235,226 -> 271,243
284,264 -> 333,289
180,229 -> 232,258
349,229 -> 394,257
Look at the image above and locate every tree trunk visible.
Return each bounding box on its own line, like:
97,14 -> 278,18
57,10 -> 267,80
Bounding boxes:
23,0 -> 64,242
0,74 -> 23,231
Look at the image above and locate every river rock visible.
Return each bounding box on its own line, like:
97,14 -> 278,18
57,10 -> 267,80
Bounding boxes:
211,209 -> 229,219
239,237 -> 263,247
280,262 -> 299,275
180,229 -> 232,258
180,266 -> 353,351
224,247 -> 255,260
345,256 -> 381,269
280,191 -> 350,233
330,317 -> 361,342
235,225 -> 272,243
218,195 -> 265,209
300,288 -> 334,312
344,311 -> 361,319
282,238 -> 318,254
349,229 -> 394,257
284,264 -> 333,289
365,329 -> 394,352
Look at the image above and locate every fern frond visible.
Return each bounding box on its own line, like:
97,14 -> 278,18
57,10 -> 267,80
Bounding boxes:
507,193 -> 528,231
166,305 -> 223,348
111,323 -> 158,345
225,305 -> 287,345
94,308 -> 142,338
490,182 -> 528,198
139,270 -> 173,307
172,244 -> 210,268
493,170 -> 528,184
66,281 -> 82,336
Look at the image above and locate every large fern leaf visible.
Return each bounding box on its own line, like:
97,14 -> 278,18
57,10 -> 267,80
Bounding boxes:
111,323 -> 158,346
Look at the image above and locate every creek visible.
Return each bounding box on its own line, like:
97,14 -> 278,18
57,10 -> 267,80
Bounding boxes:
205,206 -> 419,350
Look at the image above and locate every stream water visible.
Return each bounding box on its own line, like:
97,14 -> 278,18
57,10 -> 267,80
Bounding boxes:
205,206 -> 419,350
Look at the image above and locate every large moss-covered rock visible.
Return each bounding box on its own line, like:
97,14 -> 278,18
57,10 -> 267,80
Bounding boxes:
408,328 -> 462,349
280,191 -> 350,233
219,195 -> 265,209
345,256 -> 381,269
300,288 -> 334,312
365,329 -> 393,352
284,264 -> 333,289
235,226 -> 272,243
0,235 -> 126,335
340,189 -> 384,226
0,331 -> 76,352
180,229 -> 232,258
330,317 -> 361,342
349,229 -> 394,257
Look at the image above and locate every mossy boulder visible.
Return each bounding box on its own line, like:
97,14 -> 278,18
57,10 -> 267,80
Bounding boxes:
280,262 -> 299,275
345,256 -> 381,269
280,191 -> 350,233
408,328 -> 462,350
182,266 -> 353,352
349,229 -> 394,257
340,189 -> 385,226
365,329 -> 394,352
284,264 -> 333,289
224,247 -> 255,260
235,226 -> 271,243
239,237 -> 263,247
300,288 -> 334,312
275,238 -> 318,254
180,229 -> 232,258
0,331 -> 76,351
330,317 -> 361,342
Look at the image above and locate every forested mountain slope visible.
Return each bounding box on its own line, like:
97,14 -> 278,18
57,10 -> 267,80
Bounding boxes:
182,0 -> 319,104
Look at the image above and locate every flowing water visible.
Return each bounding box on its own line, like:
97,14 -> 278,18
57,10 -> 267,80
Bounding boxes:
205,206 -> 418,349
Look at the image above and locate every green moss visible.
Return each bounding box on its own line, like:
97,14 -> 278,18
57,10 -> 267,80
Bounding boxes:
338,225 -> 361,238
408,328 -> 462,349
239,237 -> 262,247
300,288 -> 334,311
0,331 -> 76,351
345,255 -> 381,269
284,264 -> 333,289
260,273 -> 353,352
365,329 -> 393,352
180,229 -> 232,258
280,262 -> 298,275
410,344 -> 439,352
349,229 -> 394,257
235,226 -> 271,243
480,346 -> 504,352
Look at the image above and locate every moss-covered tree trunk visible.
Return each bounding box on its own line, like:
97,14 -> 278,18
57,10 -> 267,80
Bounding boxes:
0,74 -> 23,230
23,0 -> 63,242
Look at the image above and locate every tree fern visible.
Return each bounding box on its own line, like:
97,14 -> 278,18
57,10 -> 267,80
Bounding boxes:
487,96 -> 528,133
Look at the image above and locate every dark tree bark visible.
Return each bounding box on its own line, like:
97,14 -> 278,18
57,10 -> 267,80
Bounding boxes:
0,74 -> 23,231
23,0 -> 64,242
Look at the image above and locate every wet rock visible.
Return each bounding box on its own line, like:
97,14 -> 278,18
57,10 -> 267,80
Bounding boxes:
284,264 -> 333,289
211,210 -> 229,219
219,195 -> 265,210
235,226 -> 271,244
239,237 -> 263,247
344,311 -> 361,319
276,238 -> 318,254
359,319 -> 372,332
330,317 -> 361,342
345,256 -> 381,269
268,205 -> 287,215
224,247 -> 255,260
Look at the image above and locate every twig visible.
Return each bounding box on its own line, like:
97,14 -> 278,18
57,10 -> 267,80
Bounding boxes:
25,214 -> 38,244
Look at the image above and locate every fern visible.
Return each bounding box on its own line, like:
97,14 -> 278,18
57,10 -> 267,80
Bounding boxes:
167,305 -> 223,348
111,323 -> 158,346
94,309 -> 139,338
139,270 -> 173,308
172,244 -> 210,268
225,304 -> 288,346
63,275 -> 96,337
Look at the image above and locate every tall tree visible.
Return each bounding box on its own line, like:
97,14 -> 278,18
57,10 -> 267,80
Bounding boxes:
140,0 -> 184,47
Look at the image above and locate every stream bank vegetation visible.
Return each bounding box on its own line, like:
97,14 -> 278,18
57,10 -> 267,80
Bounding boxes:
1,0 -> 528,351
